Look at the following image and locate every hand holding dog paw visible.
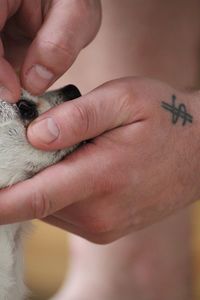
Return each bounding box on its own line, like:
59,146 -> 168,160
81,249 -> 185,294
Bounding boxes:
0,0 -> 101,101
1,77 -> 200,243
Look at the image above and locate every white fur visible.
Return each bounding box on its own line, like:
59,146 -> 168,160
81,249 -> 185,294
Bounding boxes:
0,88 -> 78,299
0,224 -> 28,299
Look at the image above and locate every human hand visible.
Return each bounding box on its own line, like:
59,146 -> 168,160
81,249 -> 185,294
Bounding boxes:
0,77 -> 199,243
0,0 -> 101,101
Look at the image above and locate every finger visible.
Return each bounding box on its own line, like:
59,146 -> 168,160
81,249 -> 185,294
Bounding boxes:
0,0 -> 21,29
0,56 -> 21,102
43,215 -> 82,235
27,78 -> 141,150
21,0 -> 101,95
0,138 -> 122,224
0,0 -> 22,102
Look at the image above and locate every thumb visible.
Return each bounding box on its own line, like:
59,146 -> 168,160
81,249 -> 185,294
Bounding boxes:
27,78 -> 137,150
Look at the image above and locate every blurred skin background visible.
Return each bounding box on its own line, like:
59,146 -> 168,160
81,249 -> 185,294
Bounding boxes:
24,212 -> 200,300
23,207 -> 200,300
23,0 -> 200,299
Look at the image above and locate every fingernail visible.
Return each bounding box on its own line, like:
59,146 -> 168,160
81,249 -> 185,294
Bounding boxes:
29,118 -> 60,144
26,64 -> 54,93
0,86 -> 14,102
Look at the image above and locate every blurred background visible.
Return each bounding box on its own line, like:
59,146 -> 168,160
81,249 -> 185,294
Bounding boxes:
193,204 -> 200,299
24,203 -> 200,300
24,221 -> 68,300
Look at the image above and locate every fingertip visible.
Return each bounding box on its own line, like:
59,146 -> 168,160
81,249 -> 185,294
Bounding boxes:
22,63 -> 55,95
27,117 -> 60,150
20,37 -> 74,95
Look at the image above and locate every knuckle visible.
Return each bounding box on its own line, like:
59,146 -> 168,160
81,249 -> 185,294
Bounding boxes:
84,231 -> 117,245
80,0 -> 100,13
31,189 -> 52,219
70,102 -> 93,139
73,0 -> 101,21
82,0 -> 102,31
78,214 -> 113,236
37,39 -> 76,70
119,78 -> 150,123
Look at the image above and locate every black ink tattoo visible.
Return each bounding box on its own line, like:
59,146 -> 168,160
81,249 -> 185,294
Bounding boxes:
161,94 -> 193,126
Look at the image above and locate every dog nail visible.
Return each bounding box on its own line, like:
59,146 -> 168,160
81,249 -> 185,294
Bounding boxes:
0,86 -> 14,102
29,118 -> 59,144
26,65 -> 54,93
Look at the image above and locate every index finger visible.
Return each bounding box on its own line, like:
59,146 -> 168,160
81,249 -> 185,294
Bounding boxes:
0,0 -> 21,101
0,140 -> 116,224
21,0 -> 101,95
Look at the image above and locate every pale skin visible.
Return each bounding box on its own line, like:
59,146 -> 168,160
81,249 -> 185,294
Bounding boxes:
0,0 -> 200,299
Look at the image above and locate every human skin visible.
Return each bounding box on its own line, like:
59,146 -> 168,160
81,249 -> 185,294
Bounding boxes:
0,0 -> 101,101
53,0 -> 200,300
51,1 -> 198,299
0,76 -> 198,244
0,1 -> 200,246
0,0 -> 199,298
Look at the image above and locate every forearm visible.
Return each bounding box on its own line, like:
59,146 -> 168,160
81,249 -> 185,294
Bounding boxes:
63,0 -> 200,92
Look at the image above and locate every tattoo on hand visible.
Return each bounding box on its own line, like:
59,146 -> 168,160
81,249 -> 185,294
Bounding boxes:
161,94 -> 193,126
